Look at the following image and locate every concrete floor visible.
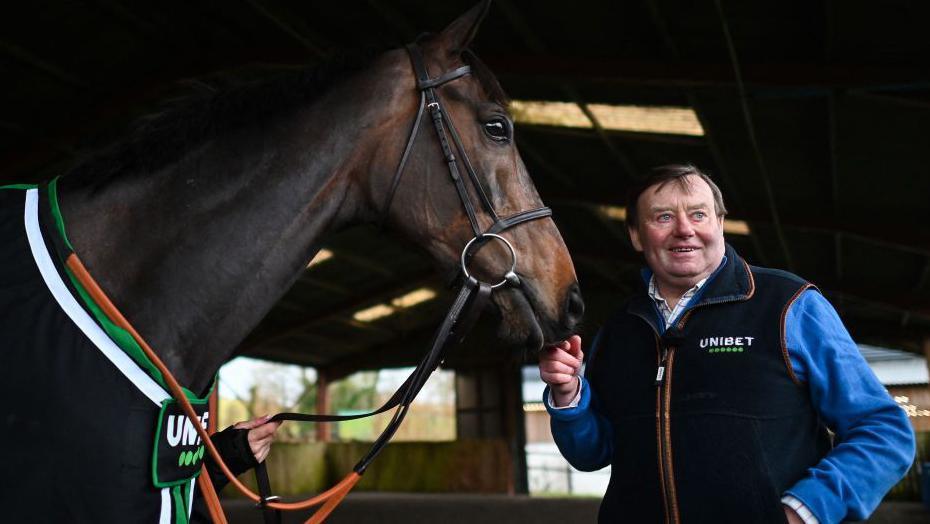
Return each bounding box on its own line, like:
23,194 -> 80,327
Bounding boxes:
222,493 -> 930,523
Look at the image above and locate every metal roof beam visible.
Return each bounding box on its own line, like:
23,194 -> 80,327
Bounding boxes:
570,91 -> 640,179
321,323 -> 439,381
243,0 -> 329,59
514,133 -> 577,189
713,0 -> 793,271
483,56 -> 930,91
823,287 -> 930,319
828,91 -> 843,282
843,320 -> 927,356
644,0 -> 772,267
497,0 -> 638,180
240,273 -> 437,352
847,90 -> 930,111
366,0 -> 417,42
569,250 -> 930,318
519,125 -> 706,146
549,199 -> 930,257
495,0 -> 548,54
916,261 -> 930,293
0,40 -> 87,90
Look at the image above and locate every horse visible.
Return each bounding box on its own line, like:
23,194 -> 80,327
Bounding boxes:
0,2 -> 582,522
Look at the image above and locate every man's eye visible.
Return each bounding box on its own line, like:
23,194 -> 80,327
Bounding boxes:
693,211 -> 706,219
658,214 -> 672,222
484,118 -> 511,141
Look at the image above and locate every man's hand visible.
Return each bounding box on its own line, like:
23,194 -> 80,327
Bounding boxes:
234,415 -> 283,463
783,505 -> 804,524
539,334 -> 583,407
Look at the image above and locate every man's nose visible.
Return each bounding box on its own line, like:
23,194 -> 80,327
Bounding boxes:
673,215 -> 694,236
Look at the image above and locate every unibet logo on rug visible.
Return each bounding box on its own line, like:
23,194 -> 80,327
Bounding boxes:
700,336 -> 754,354
152,399 -> 210,487
166,412 -> 208,466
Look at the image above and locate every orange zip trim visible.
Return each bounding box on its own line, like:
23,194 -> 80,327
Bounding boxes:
663,348 -> 680,524
655,308 -> 694,524
653,334 -> 670,524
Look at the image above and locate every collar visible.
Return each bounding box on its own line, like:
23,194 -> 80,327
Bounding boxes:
644,262 -> 719,303
628,243 -> 755,332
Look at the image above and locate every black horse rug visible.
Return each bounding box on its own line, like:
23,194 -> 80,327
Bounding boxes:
0,183 -> 211,523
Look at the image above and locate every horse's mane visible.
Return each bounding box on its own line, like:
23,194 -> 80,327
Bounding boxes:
65,44 -> 508,189
65,52 -> 378,188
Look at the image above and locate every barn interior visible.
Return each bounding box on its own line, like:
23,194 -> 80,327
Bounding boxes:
3,0 -> 929,520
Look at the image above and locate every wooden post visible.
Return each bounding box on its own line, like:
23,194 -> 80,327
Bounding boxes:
924,337 -> 930,383
208,384 -> 219,435
316,371 -> 330,442
924,337 -> 930,410
501,363 -> 529,495
455,370 -> 487,439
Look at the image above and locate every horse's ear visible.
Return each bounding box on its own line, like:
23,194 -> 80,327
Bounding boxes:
438,1 -> 491,55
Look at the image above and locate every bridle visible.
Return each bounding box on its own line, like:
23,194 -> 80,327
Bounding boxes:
382,42 -> 553,263
66,41 -> 553,524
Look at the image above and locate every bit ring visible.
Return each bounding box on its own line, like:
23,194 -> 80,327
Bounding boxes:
460,233 -> 519,289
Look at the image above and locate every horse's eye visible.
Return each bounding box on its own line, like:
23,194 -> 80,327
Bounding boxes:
484,118 -> 511,142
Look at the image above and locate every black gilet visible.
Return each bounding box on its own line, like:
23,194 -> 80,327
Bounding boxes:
586,245 -> 831,524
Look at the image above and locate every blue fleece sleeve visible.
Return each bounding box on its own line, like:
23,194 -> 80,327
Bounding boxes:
783,290 -> 916,523
544,377 -> 613,471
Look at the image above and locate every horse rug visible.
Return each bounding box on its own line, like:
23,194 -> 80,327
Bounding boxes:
0,184 -> 211,523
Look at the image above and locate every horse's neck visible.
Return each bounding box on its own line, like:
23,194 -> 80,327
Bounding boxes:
58,90 -> 388,392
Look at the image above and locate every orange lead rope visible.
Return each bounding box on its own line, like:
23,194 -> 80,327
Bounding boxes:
66,253 -> 361,522
198,388 -> 227,524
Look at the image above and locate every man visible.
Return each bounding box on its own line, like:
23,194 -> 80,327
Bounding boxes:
540,165 -> 915,523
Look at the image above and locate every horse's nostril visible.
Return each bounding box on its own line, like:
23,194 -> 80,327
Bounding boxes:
564,283 -> 585,327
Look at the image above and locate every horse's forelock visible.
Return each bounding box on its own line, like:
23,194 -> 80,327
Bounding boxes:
415,32 -> 508,107
460,49 -> 509,108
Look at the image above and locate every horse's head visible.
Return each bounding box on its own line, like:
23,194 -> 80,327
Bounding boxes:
367,2 -> 583,350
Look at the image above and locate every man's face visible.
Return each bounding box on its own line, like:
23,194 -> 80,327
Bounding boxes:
628,175 -> 726,296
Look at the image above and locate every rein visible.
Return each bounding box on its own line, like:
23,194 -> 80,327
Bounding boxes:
67,41 -> 552,524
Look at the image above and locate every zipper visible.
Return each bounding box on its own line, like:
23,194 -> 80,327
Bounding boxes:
655,346 -> 669,386
656,318 -> 684,524
654,309 -> 698,524
630,311 -> 681,524
631,261 -> 755,522
648,286 -> 751,524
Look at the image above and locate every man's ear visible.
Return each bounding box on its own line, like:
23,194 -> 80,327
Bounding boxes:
629,225 -> 643,252
437,1 -> 491,56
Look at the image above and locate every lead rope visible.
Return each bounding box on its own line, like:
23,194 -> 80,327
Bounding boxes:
254,278 -> 493,521
66,251 -> 492,523
255,461 -> 282,524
